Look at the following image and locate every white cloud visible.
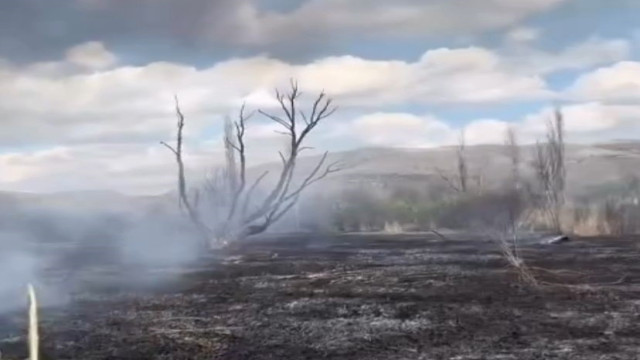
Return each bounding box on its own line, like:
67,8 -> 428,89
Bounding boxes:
4,100 -> 640,194
0,116 -> 331,195
349,113 -> 455,148
0,43 -> 551,148
567,61 -> 640,102
299,48 -> 549,105
0,143 -> 224,195
3,33 -> 639,194
65,41 -> 118,70
338,102 -> 640,151
0,145 -> 174,194
505,27 -> 541,44
517,102 -> 640,145
346,113 -> 515,149
464,120 -> 510,144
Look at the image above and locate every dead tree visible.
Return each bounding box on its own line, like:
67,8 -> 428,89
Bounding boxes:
163,80 -> 344,248
532,108 -> 566,232
436,130 -> 469,194
502,126 -> 525,260
504,126 -> 524,232
223,116 -> 239,195
505,126 -> 521,191
161,96 -> 212,246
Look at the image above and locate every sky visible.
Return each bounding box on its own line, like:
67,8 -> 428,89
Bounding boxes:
0,0 -> 639,194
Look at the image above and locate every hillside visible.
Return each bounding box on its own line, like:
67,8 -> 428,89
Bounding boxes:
1,141 -> 639,209
250,141 -> 640,200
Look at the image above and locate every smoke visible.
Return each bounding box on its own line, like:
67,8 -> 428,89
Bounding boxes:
0,192 -> 202,314
0,231 -> 43,312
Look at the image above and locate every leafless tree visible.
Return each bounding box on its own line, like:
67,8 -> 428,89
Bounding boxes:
532,108 -> 566,232
223,116 -> 239,195
505,126 -> 521,191
499,126 -> 526,266
504,126 -> 524,231
161,96 -> 212,245
436,130 -> 469,194
163,80 -> 344,248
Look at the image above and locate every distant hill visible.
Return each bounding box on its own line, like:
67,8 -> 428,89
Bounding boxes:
2,141 -> 640,212
249,141 -> 640,200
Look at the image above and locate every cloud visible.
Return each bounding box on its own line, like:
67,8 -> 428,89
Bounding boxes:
299,48 -> 550,104
336,102 -> 640,151
518,102 -> 640,145
0,144 -> 176,194
348,113 -> 455,148
4,100 -> 640,194
465,120 -> 511,144
65,41 -> 118,70
505,27 -> 542,44
504,37 -> 631,75
566,61 -> 640,103
213,0 -> 568,45
0,115 -> 330,195
0,0 -> 570,64
346,113 -> 516,149
0,42 -> 551,148
71,0 -> 567,46
0,142 -> 227,195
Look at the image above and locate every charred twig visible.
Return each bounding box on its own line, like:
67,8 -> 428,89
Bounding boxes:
428,228 -> 451,241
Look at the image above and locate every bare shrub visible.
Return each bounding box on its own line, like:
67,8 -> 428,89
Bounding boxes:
496,232 -> 539,288
488,126 -> 540,288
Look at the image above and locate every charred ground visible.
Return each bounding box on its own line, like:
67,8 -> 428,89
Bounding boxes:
2,233 -> 640,359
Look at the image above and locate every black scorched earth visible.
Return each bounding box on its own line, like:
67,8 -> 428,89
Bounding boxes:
1,233 -> 640,359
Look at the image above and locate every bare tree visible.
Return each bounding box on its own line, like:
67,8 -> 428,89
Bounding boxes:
436,130 -> 469,194
499,126 -> 526,268
163,80 -> 344,248
532,108 -> 566,232
456,131 -> 468,194
161,96 -> 212,247
505,126 -> 520,191
504,126 -> 524,231
223,116 -> 239,195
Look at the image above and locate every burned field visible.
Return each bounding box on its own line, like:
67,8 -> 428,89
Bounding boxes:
2,233 -> 640,359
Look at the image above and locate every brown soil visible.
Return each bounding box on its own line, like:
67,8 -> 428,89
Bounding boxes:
2,233 -> 640,359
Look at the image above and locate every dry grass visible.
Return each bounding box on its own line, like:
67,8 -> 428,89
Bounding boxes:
382,221 -> 404,234
520,202 -> 640,237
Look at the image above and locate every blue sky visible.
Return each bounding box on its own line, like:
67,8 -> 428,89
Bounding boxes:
0,0 -> 639,193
